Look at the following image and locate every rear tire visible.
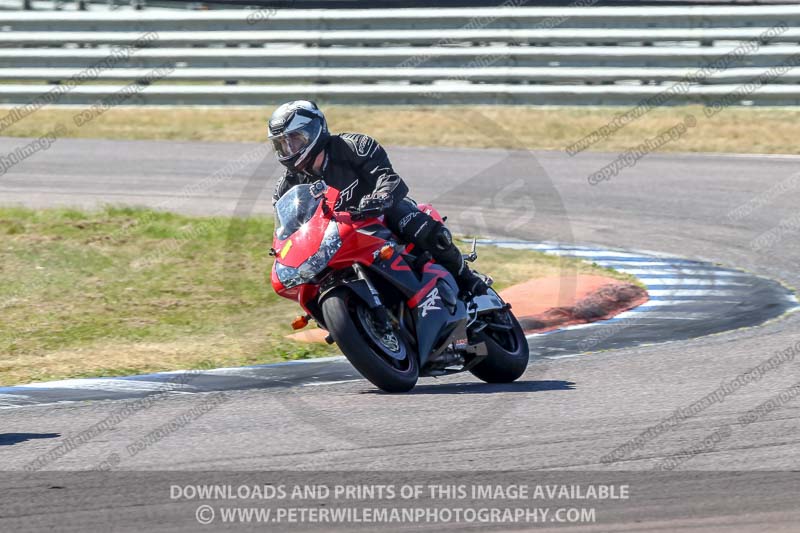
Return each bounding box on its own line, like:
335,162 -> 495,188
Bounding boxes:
469,311 -> 529,384
321,288 -> 418,393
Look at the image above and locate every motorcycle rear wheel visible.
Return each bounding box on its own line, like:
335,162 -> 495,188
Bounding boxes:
469,310 -> 529,383
322,287 -> 419,393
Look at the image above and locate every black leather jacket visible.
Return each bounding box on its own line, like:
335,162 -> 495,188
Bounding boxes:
272,133 -> 408,210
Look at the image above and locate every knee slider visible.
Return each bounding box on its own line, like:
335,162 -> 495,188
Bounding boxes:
398,211 -> 432,243
432,225 -> 453,251
410,218 -> 446,250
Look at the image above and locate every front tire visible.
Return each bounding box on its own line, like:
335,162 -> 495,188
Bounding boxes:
469,310 -> 529,383
321,288 -> 418,393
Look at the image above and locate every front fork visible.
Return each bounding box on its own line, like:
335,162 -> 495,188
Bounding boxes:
353,263 -> 393,334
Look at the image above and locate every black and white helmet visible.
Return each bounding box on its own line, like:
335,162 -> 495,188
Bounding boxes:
268,100 -> 329,172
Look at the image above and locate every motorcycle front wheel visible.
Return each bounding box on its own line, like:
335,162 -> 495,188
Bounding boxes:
321,287 -> 418,393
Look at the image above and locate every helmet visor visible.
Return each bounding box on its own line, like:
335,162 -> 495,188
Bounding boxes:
269,118 -> 322,161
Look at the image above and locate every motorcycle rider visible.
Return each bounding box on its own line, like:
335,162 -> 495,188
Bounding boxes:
269,100 -> 489,295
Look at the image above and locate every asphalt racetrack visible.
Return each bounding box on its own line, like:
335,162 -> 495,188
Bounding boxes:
1,136 -> 799,531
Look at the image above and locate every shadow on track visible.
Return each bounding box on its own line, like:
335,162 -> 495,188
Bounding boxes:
0,433 -> 61,446
362,380 -> 575,395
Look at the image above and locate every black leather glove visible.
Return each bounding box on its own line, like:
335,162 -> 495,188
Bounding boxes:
358,193 -> 392,212
351,193 -> 391,220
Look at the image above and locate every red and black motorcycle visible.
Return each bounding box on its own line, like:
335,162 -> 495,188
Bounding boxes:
271,181 -> 529,392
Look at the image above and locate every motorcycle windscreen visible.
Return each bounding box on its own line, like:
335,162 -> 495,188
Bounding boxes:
274,184 -> 323,241
273,185 -> 341,290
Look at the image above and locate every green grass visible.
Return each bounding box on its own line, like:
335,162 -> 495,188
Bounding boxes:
0,206 -> 333,385
0,206 -> 635,386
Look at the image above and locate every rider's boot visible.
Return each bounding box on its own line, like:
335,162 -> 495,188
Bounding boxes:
456,266 -> 492,297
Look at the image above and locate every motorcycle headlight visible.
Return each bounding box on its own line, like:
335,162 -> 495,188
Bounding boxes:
274,221 -> 341,289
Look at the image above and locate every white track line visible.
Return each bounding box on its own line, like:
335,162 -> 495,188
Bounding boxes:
628,299 -> 740,307
647,289 -> 739,297
618,269 -> 746,276
595,261 -> 697,267
19,378 -> 194,392
302,379 -> 361,387
637,278 -> 752,286
530,250 -> 653,258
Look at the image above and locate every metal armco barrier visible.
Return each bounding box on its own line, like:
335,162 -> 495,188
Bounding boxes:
1,5 -> 800,106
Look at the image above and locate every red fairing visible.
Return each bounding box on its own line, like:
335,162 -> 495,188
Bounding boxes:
297,284 -> 320,315
328,212 -> 386,269
271,269 -> 319,314
416,203 -> 444,223
272,183 -> 453,321
271,184 -> 385,305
